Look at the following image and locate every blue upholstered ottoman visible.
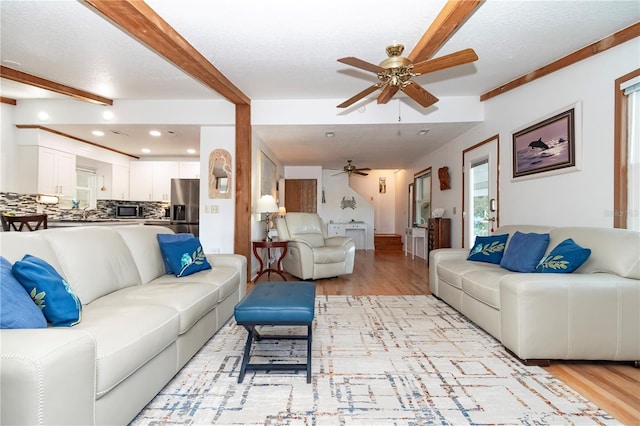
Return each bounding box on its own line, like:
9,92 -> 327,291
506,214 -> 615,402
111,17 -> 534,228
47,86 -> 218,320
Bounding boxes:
234,281 -> 316,383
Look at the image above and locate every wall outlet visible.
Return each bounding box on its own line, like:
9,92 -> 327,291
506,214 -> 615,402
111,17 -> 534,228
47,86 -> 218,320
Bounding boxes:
204,205 -> 211,214
453,207 -> 457,214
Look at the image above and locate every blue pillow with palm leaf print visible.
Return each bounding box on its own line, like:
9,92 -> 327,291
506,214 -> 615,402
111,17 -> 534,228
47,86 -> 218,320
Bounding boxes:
12,255 -> 82,327
157,233 -> 195,274
535,238 -> 591,273
467,234 -> 509,264
163,237 -> 212,278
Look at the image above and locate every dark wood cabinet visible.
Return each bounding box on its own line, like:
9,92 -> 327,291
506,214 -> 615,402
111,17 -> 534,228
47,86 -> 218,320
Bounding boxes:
428,218 -> 451,251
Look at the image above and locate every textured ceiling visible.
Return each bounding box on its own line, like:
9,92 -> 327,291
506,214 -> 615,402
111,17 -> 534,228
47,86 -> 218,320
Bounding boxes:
1,0 -> 638,168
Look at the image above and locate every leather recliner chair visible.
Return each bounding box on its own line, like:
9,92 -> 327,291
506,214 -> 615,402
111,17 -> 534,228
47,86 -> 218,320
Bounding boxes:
276,212 -> 355,280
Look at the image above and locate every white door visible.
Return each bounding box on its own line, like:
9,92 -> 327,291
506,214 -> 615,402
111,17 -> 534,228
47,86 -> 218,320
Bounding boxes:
463,136 -> 499,248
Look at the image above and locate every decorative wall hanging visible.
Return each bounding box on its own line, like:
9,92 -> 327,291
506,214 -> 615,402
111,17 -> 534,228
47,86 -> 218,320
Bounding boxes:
438,166 -> 451,190
259,151 -> 277,198
208,149 -> 232,199
379,177 -> 386,193
512,106 -> 577,179
341,196 -> 356,210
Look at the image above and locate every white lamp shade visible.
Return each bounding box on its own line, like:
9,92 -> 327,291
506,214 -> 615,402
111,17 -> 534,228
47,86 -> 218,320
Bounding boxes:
257,195 -> 278,213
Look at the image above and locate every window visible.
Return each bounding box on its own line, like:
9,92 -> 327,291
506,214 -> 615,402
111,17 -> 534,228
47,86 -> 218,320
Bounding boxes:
76,169 -> 97,209
614,69 -> 640,230
413,169 -> 431,226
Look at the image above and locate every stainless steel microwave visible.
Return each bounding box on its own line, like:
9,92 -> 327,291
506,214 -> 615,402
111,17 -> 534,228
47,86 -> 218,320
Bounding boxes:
115,205 -> 144,219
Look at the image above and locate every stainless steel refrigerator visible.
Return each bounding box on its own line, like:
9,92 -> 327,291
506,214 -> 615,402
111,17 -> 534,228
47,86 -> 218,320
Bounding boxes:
170,178 -> 200,236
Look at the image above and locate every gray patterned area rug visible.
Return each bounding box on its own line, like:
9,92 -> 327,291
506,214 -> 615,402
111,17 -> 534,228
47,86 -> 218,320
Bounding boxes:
131,295 -> 617,425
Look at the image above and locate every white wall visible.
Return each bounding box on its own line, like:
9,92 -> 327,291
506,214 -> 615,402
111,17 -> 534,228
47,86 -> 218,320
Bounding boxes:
199,126 -> 235,254
402,39 -> 640,249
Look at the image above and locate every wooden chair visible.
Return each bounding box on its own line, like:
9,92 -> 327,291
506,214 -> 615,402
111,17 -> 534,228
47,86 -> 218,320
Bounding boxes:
1,214 -> 48,231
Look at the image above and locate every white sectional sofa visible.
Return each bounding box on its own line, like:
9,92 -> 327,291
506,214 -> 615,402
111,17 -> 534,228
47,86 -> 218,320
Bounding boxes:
0,225 -> 247,425
429,225 -> 640,364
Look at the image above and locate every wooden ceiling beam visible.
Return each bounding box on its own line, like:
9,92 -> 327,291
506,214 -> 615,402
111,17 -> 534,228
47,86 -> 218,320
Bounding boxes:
82,0 -> 250,106
1,96 -> 17,105
0,66 -> 113,106
481,22 -> 640,101
409,0 -> 484,63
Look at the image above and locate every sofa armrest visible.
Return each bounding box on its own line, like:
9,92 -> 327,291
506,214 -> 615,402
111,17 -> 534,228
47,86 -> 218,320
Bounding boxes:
1,329 -> 96,426
324,236 -> 352,247
500,274 -> 640,361
428,248 -> 469,296
206,254 -> 247,298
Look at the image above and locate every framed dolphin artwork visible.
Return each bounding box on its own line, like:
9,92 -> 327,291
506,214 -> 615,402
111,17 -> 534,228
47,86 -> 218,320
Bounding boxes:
512,106 -> 577,179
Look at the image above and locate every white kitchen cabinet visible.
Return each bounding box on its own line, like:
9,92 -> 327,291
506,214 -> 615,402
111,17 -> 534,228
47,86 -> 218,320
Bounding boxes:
129,161 -> 153,201
112,164 -> 130,200
129,161 -> 181,201
178,161 -> 200,178
18,146 -> 76,197
152,162 -> 179,201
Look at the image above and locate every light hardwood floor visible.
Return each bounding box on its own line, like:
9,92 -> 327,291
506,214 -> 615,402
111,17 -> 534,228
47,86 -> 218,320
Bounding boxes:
249,248 -> 640,424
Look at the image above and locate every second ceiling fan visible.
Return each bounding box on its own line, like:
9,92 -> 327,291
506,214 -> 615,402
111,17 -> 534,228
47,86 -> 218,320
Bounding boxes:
337,0 -> 483,109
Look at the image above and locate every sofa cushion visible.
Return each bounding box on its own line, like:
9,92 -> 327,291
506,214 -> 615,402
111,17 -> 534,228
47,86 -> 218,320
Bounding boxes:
437,259 -> 498,289
461,269 -> 511,309
549,227 -> 640,279
12,255 -> 82,327
74,301 -> 179,398
115,225 -> 174,284
157,232 -> 195,274
102,280 -> 220,335
150,263 -> 241,303
467,234 -> 508,264
162,237 -> 212,277
536,238 -> 591,273
41,227 -> 142,304
1,256 -> 47,329
500,231 -> 550,272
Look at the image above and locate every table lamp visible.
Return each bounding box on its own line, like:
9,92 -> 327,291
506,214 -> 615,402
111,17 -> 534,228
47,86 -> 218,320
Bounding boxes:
257,194 -> 279,240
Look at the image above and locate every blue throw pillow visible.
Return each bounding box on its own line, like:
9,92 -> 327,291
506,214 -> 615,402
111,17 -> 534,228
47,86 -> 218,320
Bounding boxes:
500,231 -> 550,272
1,257 -> 47,329
536,238 -> 591,273
157,233 -> 195,274
12,255 -> 82,327
162,237 -> 212,278
467,234 -> 509,264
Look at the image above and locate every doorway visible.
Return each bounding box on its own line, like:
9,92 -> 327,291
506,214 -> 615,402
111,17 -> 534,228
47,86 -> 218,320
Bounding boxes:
284,179 -> 317,213
463,135 -> 499,248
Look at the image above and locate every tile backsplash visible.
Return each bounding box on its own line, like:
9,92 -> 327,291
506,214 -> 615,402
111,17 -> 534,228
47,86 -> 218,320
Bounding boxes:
0,192 -> 169,221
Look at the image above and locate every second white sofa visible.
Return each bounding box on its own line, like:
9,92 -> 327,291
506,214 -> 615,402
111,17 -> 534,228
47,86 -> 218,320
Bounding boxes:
429,225 -> 640,364
0,225 -> 247,425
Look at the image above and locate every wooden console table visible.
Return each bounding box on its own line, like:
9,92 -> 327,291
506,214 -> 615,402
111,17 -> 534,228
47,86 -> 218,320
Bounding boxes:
252,240 -> 288,283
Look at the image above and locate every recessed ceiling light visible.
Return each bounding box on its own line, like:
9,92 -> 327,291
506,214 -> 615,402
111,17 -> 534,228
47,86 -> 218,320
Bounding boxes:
417,129 -> 429,135
187,149 -> 196,154
38,111 -> 49,121
149,130 -> 161,137
141,148 -> 151,153
102,111 -> 114,120
325,131 -> 335,138
92,130 -> 105,137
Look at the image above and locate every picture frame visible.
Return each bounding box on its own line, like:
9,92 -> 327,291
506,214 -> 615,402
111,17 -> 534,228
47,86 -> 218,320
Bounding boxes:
512,106 -> 576,179
259,151 -> 277,197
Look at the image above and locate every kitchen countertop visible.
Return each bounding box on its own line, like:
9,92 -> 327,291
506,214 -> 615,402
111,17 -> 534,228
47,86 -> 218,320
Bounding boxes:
48,219 -> 145,227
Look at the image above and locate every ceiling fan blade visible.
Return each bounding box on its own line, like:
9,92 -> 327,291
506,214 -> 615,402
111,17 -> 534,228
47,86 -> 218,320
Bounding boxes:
377,84 -> 399,104
401,83 -> 439,108
408,0 -> 483,63
354,171 -> 369,176
332,171 -> 347,176
355,167 -> 372,171
337,57 -> 385,73
337,84 -> 379,108
412,48 -> 478,75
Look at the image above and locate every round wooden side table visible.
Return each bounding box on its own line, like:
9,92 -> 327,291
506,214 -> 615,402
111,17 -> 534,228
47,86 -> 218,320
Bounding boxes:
252,240 -> 288,283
